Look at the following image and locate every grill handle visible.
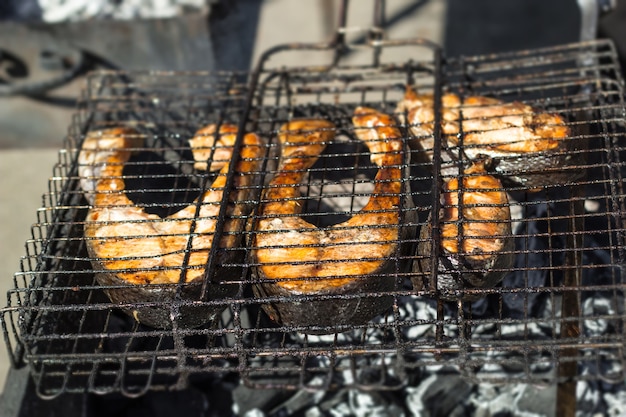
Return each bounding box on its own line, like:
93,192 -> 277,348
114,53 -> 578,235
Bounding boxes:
331,0 -> 387,67
252,0 -> 440,73
577,0 -> 617,41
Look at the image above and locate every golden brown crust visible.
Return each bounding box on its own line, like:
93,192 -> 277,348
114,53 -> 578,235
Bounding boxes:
188,124 -> 240,171
397,86 -> 569,154
439,160 -> 510,262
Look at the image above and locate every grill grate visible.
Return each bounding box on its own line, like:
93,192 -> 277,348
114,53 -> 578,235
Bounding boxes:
2,40 -> 626,398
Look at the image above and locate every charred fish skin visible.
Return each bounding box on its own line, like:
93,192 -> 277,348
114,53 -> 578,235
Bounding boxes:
395,86 -> 580,189
81,125 -> 264,329
251,112 -> 414,333
91,270 -> 237,329
413,159 -> 514,301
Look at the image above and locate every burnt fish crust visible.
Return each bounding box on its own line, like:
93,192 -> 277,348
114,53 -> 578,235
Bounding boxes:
413,159 -> 515,301
80,125 -> 264,329
395,86 -> 582,189
89,268 -> 238,329
251,110 -> 415,333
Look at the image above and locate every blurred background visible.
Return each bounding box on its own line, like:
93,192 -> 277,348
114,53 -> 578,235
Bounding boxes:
0,0 -> 625,413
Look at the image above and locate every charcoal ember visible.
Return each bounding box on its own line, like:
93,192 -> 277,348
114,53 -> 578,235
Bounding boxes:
475,361 -> 506,378
347,389 -> 404,417
480,351 -> 550,378
582,296 -> 613,336
308,389 -> 405,417
309,390 -> 351,417
603,390 -> 626,417
574,350 -> 626,406
266,380 -> 326,416
304,407 -> 323,417
582,292 -> 624,338
499,322 -> 547,339
359,295 -> 458,342
513,384 -> 557,417
331,354 -> 403,388
294,319 -> 388,346
471,322 -> 496,335
231,384 -> 292,417
293,302 -> 406,346
242,409 -> 265,417
598,358 -> 626,386
470,350 -> 552,379
470,384 -> 552,417
576,381 -> 602,417
397,296 -> 439,340
471,317 -> 551,340
325,401 -> 352,417
405,370 -> 472,417
293,331 -> 337,345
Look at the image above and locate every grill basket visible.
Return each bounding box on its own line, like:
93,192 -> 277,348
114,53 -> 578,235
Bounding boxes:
2,38 -> 626,400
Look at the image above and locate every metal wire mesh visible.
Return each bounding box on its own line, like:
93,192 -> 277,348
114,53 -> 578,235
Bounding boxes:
2,39 -> 626,397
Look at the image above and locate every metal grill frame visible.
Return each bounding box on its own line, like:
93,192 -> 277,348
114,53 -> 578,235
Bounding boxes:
237,37 -> 626,390
2,38 -> 626,400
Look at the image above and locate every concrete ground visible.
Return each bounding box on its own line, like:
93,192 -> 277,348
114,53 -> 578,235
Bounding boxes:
0,0 -> 447,395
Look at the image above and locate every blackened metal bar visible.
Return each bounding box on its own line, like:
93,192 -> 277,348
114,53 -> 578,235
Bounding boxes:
370,0 -> 385,67
454,58 -> 468,300
594,73 -> 626,382
452,57 -> 471,366
17,130 -> 88,370
391,123 -> 414,347
198,122 -> 247,299
373,0 -> 385,30
333,0 -> 349,48
0,309 -> 22,368
557,45 -> 615,414
601,85 -> 626,262
234,53 -> 272,380
556,185 -> 585,417
429,47 -> 445,349
330,0 -> 350,68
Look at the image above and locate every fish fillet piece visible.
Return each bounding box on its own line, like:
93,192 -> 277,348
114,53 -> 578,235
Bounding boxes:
414,159 -> 514,300
81,124 -> 264,285
396,86 -> 576,187
253,112 -> 404,293
251,111 -> 414,331
440,160 -> 511,261
396,86 -> 569,153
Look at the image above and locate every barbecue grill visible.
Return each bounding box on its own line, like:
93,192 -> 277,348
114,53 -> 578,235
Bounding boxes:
2,1 -> 626,415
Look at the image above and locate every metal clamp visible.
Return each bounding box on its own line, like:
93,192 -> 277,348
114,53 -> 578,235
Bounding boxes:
577,0 -> 617,41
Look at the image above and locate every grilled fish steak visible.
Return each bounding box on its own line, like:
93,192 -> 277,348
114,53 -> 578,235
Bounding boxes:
413,159 -> 514,301
251,110 -> 413,332
396,86 -> 577,188
80,125 -> 264,328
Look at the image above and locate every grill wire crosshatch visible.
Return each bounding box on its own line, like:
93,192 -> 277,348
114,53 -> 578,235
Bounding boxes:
2,37 -> 626,400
